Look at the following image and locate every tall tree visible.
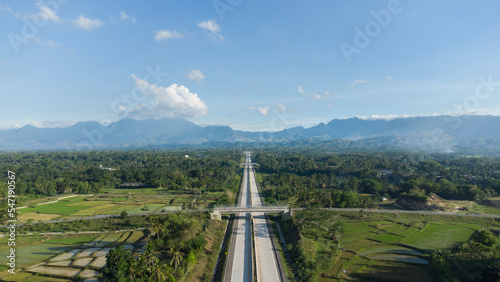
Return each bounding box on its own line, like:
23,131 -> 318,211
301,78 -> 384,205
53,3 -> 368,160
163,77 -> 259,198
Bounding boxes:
169,246 -> 184,276
103,246 -> 134,282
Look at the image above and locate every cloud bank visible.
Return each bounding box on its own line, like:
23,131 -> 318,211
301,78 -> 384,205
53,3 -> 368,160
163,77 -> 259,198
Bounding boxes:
125,75 -> 208,118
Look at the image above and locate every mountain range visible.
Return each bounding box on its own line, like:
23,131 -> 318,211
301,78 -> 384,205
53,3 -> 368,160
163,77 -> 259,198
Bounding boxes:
1,115 -> 500,151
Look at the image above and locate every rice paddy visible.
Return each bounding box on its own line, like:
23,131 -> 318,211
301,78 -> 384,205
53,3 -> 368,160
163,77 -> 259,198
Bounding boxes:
16,188 -> 216,223
291,210 -> 487,281
2,230 -> 149,281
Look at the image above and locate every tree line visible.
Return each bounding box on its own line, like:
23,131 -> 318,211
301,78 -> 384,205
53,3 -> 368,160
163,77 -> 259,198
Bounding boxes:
254,151 -> 500,207
0,150 -> 242,205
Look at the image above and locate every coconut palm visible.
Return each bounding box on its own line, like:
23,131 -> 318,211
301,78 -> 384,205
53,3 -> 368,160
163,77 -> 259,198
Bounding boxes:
149,216 -> 164,240
142,249 -> 159,268
149,262 -> 171,282
169,246 -> 183,276
130,259 -> 146,278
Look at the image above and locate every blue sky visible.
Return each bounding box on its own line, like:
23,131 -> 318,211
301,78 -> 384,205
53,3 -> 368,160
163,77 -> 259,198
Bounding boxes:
1,0 -> 500,131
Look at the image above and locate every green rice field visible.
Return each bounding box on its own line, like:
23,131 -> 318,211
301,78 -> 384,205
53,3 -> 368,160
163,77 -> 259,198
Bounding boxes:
287,209 -> 499,281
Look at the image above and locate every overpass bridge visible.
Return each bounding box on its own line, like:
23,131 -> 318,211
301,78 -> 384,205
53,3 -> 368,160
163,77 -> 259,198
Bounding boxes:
211,205 -> 291,220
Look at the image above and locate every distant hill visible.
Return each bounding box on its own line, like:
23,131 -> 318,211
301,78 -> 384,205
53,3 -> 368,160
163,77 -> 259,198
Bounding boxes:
1,115 -> 500,151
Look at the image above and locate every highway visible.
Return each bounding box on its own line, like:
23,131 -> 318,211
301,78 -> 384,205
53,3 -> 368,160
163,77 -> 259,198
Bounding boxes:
248,158 -> 285,282
224,153 -> 253,282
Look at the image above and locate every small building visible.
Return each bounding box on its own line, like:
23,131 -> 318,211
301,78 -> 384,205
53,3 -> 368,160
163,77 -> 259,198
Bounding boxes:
99,164 -> 116,171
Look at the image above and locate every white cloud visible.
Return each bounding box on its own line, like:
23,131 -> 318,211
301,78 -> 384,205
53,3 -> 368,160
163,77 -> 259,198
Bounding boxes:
350,79 -> 368,87
446,106 -> 500,117
298,85 -> 324,100
356,114 -> 413,121
247,106 -> 270,115
277,103 -> 287,113
248,103 -> 289,115
35,4 -> 59,22
120,11 -> 136,23
30,120 -> 77,128
0,5 -> 21,17
187,70 -> 205,83
72,15 -> 102,30
198,20 -> 224,40
257,107 -> 269,115
154,29 -> 184,41
33,37 -> 60,47
324,91 -> 331,96
198,20 -> 219,33
386,76 -> 394,80
128,75 -> 208,118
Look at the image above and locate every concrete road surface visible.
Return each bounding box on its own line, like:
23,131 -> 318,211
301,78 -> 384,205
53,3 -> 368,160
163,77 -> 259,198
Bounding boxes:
248,161 -> 283,282
224,154 -> 253,282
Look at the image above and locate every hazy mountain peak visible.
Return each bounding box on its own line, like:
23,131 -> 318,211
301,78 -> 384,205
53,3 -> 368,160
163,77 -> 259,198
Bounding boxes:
1,115 -> 500,151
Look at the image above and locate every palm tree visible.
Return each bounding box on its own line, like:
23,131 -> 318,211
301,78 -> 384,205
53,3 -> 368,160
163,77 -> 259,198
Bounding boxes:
149,261 -> 170,282
130,259 -> 146,279
149,216 -> 163,240
169,246 -> 183,276
131,249 -> 159,279
142,249 -> 159,268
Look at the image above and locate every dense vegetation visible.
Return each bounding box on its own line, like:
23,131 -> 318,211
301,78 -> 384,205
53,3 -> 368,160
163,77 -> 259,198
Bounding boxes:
431,229 -> 500,281
0,150 -> 241,217
254,151 -> 500,207
103,212 -> 220,281
278,209 -> 500,281
2,149 -> 500,281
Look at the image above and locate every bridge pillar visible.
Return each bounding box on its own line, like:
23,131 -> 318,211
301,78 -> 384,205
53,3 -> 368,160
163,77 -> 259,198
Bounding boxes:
282,208 -> 293,219
211,210 -> 221,220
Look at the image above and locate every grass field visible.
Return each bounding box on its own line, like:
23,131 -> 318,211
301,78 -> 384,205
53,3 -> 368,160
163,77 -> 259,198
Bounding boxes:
283,209 -> 498,281
0,243 -> 78,268
401,223 -> 475,250
112,197 -> 128,202
1,230 -> 146,281
100,204 -> 139,215
70,203 -> 118,216
18,196 -> 91,215
16,188 -> 214,222
0,272 -> 71,282
356,261 -> 435,281
124,230 -> 146,244
0,235 -> 44,248
127,203 -> 166,214
18,212 -> 61,223
1,210 -> 225,281
45,236 -> 97,245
